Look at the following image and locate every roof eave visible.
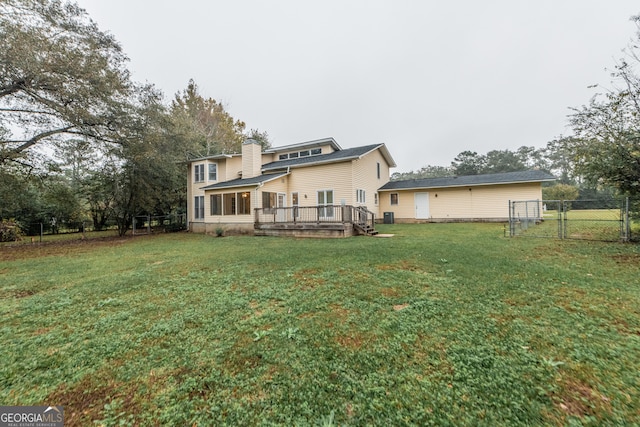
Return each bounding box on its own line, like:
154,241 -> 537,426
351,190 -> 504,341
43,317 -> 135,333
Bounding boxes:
189,153 -> 237,162
263,137 -> 341,154
379,177 -> 555,191
200,172 -> 290,191
262,157 -> 356,172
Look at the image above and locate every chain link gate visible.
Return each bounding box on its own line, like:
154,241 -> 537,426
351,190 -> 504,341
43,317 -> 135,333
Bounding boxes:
509,198 -> 631,242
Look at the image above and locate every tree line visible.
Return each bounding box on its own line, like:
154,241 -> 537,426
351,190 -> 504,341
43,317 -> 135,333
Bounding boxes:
1,1 -> 639,239
0,0 -> 270,237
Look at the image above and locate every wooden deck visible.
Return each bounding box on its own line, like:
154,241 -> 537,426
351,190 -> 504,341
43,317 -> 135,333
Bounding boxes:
254,205 -> 377,238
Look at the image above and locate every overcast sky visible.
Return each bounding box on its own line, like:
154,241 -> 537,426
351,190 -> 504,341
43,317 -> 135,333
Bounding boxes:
76,1 -> 639,173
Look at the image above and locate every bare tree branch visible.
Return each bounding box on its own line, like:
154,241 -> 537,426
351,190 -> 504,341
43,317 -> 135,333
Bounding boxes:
12,125 -> 75,153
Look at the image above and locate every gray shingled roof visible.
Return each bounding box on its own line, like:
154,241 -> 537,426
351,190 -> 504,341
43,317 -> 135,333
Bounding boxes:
379,170 -> 556,191
200,172 -> 288,190
262,144 -> 386,171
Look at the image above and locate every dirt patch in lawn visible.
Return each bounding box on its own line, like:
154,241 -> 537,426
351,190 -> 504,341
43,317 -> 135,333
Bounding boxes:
551,376 -> 612,422
611,253 -> 640,266
377,259 -> 422,272
47,371 -> 143,427
293,268 -> 326,290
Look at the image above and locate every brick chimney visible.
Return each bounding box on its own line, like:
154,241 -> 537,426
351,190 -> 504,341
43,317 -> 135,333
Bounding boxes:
242,139 -> 262,178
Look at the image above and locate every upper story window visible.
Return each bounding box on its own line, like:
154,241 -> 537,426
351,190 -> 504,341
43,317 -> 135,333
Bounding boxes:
208,163 -> 217,181
194,164 -> 205,182
377,162 -> 381,179
278,147 -> 322,160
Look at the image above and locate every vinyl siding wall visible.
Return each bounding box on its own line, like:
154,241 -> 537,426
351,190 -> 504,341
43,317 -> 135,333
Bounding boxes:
260,176 -> 290,206
222,157 -> 242,181
287,162 -> 353,207
379,182 -> 543,221
351,150 -> 389,215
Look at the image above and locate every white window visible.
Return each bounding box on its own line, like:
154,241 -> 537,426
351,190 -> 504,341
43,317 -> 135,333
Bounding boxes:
208,163 -> 217,181
194,164 -> 204,182
210,194 -> 221,215
194,196 -> 204,219
377,162 -> 381,179
317,190 -> 334,218
356,189 -> 366,204
374,193 -> 378,205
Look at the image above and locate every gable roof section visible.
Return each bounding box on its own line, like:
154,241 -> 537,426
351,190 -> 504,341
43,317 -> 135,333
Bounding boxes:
262,143 -> 396,171
200,172 -> 289,191
379,170 -> 556,191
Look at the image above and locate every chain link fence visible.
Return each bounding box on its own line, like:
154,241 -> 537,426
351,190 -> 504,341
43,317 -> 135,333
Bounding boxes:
132,214 -> 187,235
509,198 -> 634,242
2,214 -> 186,245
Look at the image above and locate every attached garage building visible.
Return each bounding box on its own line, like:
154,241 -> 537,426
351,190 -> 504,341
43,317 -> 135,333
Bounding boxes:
378,170 -> 555,223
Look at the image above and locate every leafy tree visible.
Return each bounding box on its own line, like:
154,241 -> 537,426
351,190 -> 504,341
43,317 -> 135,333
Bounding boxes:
567,15 -> 640,198
391,165 -> 453,181
40,176 -> 84,232
451,151 -> 486,175
170,79 -> 246,158
82,164 -> 117,231
543,138 -> 579,184
542,183 -> 580,201
484,149 -> 527,173
246,128 -> 272,150
0,0 -> 132,165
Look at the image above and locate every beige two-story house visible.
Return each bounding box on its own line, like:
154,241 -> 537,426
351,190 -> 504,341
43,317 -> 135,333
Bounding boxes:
187,137 -> 396,235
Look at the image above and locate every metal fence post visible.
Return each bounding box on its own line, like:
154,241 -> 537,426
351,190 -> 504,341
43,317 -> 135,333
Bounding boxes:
40,222 -> 43,243
147,214 -> 151,234
623,197 -> 630,242
557,201 -> 562,239
509,200 -> 514,237
562,201 -> 568,239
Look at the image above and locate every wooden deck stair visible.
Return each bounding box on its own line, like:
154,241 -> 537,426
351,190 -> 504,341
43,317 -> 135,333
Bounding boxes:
353,222 -> 379,236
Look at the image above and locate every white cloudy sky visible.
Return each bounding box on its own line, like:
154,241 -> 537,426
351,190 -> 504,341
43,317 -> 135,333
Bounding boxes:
76,0 -> 639,173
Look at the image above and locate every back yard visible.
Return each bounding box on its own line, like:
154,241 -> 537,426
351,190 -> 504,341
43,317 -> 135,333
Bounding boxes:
1,224 -> 639,426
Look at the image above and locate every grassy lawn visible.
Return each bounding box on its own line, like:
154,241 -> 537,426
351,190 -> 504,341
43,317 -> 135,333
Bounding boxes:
1,224 -> 639,426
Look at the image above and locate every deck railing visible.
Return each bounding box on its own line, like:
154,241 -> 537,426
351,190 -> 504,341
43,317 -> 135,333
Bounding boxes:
254,205 -> 375,230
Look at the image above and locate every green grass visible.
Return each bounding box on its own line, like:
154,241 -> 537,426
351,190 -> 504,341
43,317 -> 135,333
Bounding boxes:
1,224 -> 639,426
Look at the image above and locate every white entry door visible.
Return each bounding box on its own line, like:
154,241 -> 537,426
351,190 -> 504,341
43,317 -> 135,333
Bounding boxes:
415,192 -> 430,219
